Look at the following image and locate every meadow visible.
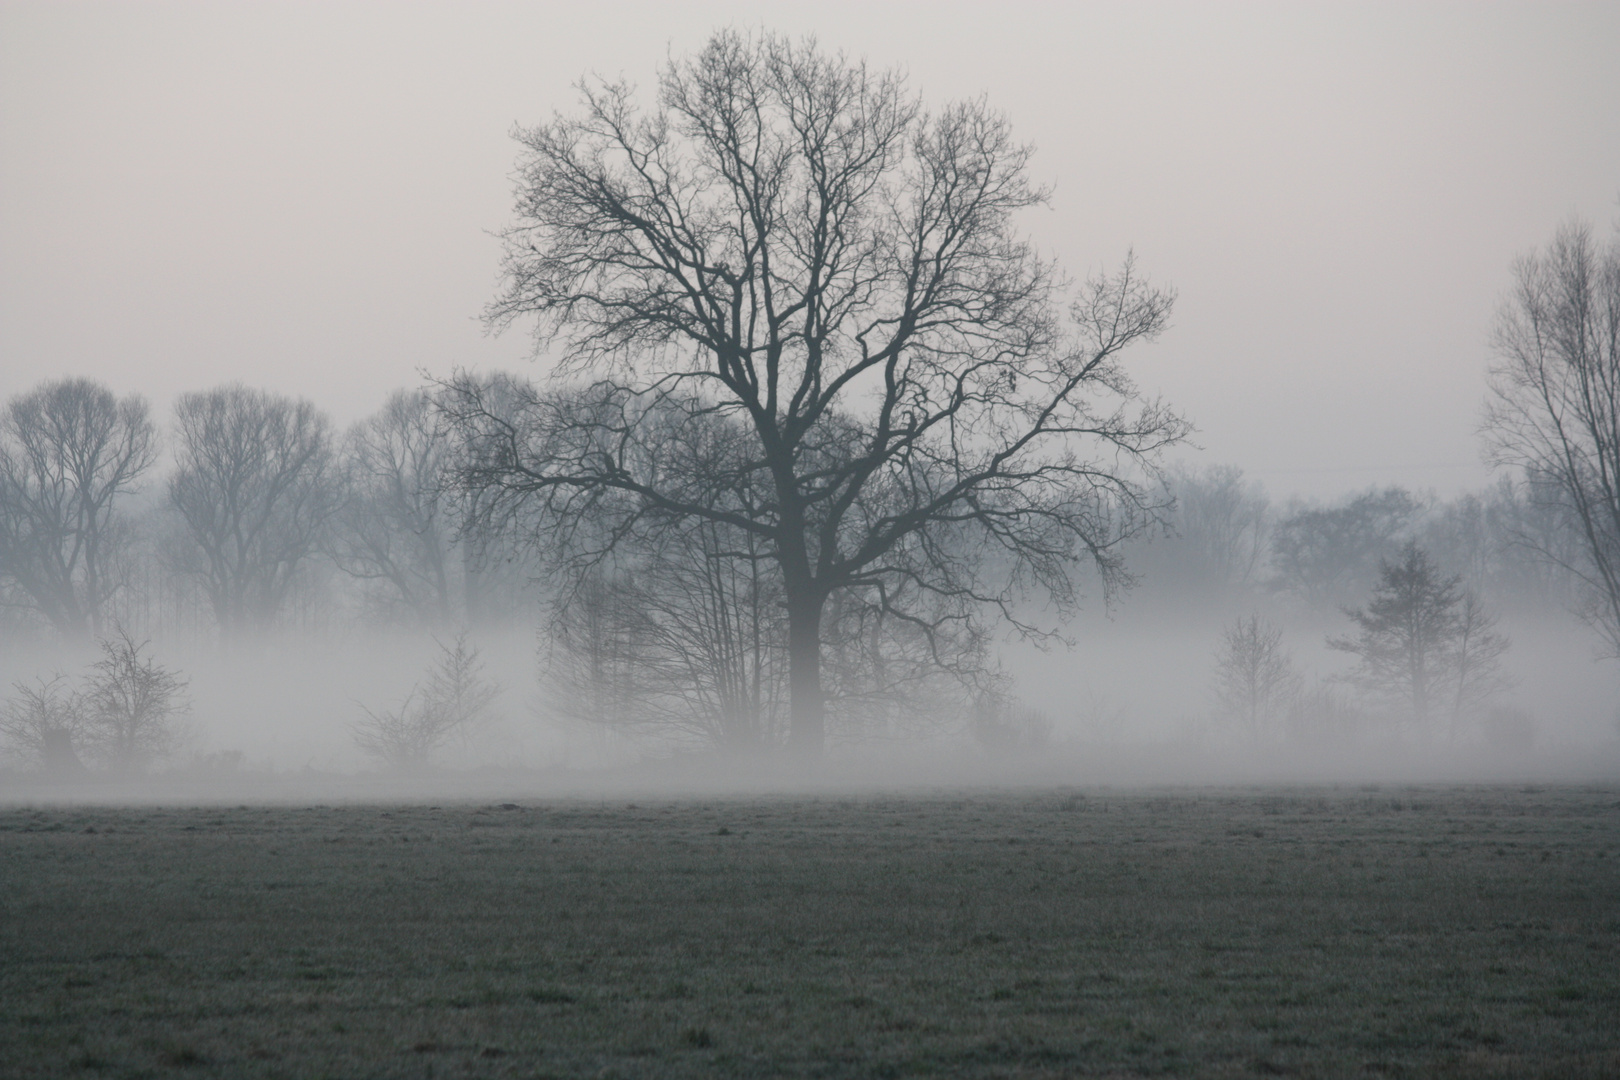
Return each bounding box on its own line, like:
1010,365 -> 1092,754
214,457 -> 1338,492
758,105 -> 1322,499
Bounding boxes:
1,786 -> 1617,1078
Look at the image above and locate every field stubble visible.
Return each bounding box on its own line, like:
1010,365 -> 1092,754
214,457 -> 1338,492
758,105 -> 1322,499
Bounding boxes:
1,786 -> 1617,1078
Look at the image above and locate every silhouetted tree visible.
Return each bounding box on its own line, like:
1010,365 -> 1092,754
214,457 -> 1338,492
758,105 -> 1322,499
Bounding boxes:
0,379 -> 157,636
544,513 -> 784,749
1483,218 -> 1620,657
542,500 -> 985,750
448,30 -> 1187,754
169,385 -> 341,633
1135,464 -> 1270,603
1211,614 -> 1300,740
1329,542 -> 1510,737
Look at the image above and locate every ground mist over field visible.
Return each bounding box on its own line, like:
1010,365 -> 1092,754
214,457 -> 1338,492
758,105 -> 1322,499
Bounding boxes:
3,610 -> 1617,805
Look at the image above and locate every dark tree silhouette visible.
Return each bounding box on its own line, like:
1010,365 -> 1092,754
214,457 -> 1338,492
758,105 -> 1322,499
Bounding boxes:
1484,218 -> 1620,657
169,385 -> 341,633
447,31 -> 1187,753
0,379 -> 157,636
0,674 -> 87,775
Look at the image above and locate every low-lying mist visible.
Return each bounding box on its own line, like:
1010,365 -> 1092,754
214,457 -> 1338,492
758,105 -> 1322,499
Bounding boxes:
3,602 -> 1616,806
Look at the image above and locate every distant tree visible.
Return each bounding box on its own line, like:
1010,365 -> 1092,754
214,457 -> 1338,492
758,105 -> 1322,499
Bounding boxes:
79,629 -> 188,773
0,379 -> 158,636
1271,487 -> 1422,610
353,633 -> 500,768
169,385 -> 341,633
1481,473 -> 1587,608
1136,464 -> 1270,602
1328,542 -> 1510,738
448,30 -> 1188,754
1483,218 -> 1620,657
332,389 -> 464,626
0,674 -> 88,775
1211,613 -> 1301,739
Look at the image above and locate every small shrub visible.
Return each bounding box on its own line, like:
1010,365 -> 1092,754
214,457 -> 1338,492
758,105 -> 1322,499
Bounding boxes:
0,674 -> 87,775
80,629 -> 188,773
2,631 -> 188,775
353,633 -> 499,769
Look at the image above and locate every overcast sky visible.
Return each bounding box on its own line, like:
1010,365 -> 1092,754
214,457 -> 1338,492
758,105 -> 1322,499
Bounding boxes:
2,1 -> 1616,501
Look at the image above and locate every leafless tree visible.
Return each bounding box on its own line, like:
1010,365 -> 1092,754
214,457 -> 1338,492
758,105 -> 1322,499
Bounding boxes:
0,379 -> 157,636
1483,218 -> 1620,657
1211,614 -> 1301,740
353,633 -> 500,768
0,674 -> 88,774
542,494 -> 981,749
332,389 -> 464,626
79,628 -> 188,773
1446,591 -> 1513,740
446,31 -> 1187,754
169,385 -> 341,633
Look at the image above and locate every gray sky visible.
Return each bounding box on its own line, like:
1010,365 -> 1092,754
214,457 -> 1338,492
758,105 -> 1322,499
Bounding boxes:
2,1 -> 1616,501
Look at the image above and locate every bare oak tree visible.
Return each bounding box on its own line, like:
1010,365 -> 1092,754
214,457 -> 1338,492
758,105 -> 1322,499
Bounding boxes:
169,385 -> 341,633
0,379 -> 157,636
1484,218 -> 1620,656
447,31 -> 1187,754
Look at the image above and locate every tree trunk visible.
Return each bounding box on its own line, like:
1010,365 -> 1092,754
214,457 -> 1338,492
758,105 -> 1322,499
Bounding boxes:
785,587 -> 826,756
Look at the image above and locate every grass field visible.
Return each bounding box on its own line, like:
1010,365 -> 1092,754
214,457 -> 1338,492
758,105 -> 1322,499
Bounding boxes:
2,786 -> 1617,1078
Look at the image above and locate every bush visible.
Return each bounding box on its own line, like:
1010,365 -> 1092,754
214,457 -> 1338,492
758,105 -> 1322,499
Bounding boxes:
0,674 -> 88,775
353,633 -> 499,769
79,629 -> 188,773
